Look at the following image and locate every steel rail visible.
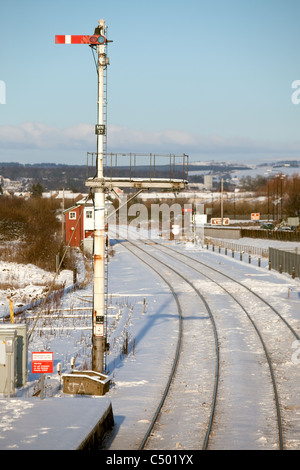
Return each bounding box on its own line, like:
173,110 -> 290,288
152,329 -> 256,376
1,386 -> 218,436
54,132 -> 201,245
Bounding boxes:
118,238 -> 220,451
147,241 -> 287,450
158,242 -> 299,341
118,241 -> 183,450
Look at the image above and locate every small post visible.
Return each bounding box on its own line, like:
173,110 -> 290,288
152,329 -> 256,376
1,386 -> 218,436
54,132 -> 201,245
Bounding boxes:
9,299 -> 14,324
56,253 -> 60,274
57,363 -> 62,390
40,373 -> 45,400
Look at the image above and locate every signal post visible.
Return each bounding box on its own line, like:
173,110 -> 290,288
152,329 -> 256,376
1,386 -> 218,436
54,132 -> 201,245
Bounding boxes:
92,19 -> 107,373
56,20 -> 109,373
56,20 -> 188,376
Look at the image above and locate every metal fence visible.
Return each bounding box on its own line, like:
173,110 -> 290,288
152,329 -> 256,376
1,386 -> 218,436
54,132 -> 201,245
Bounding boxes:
269,247 -> 300,278
209,239 -> 269,257
86,152 -> 189,183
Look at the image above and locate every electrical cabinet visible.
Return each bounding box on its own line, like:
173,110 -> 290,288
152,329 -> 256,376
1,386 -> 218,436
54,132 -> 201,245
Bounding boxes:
0,329 -> 17,394
0,324 -> 28,394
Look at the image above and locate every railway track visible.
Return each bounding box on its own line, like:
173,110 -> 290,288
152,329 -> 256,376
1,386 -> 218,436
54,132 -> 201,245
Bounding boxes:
120,240 -> 219,450
150,241 -> 300,450
114,234 -> 300,450
17,229 -> 298,450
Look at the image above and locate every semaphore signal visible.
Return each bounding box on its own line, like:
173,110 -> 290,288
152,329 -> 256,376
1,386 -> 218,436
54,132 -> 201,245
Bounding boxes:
55,19 -> 109,374
55,19 -> 189,379
55,34 -> 106,45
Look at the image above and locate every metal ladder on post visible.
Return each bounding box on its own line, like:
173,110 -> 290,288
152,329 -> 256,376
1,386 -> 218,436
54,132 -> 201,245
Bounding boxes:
104,221 -> 109,371
103,41 -> 108,371
103,56 -> 108,171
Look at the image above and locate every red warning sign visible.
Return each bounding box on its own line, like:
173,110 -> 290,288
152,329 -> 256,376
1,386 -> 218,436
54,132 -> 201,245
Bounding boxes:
32,352 -> 53,374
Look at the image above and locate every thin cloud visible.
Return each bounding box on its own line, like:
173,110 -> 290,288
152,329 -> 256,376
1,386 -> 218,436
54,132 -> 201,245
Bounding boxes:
0,122 -> 94,150
0,122 -> 300,161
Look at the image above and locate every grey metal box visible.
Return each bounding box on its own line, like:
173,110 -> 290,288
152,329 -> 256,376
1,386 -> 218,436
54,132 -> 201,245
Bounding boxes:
0,328 -> 17,394
0,324 -> 28,391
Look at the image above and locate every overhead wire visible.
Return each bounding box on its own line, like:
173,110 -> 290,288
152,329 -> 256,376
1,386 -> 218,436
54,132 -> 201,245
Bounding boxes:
27,188 -> 93,341
90,45 -> 99,75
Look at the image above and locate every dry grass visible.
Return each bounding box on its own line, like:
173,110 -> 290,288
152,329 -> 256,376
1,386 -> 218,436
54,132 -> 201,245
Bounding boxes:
0,196 -> 68,271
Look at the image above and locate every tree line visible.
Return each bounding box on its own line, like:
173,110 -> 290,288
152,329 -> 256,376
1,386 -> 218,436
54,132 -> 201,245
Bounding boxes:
0,195 -> 65,271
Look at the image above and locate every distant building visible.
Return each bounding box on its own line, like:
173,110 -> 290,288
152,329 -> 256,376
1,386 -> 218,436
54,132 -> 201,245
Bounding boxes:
204,175 -> 213,190
64,199 -> 94,249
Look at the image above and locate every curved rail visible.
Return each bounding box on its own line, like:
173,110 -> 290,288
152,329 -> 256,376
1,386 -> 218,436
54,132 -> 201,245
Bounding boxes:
161,242 -> 299,341
116,241 -> 183,450
146,240 -> 289,450
119,239 -> 220,451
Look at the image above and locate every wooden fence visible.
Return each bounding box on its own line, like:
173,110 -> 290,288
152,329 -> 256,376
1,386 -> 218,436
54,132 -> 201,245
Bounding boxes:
241,229 -> 300,242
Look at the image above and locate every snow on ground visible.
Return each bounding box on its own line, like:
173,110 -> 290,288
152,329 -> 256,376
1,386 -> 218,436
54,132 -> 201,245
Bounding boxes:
0,230 -> 299,449
0,262 -> 73,318
0,396 -> 112,450
220,236 -> 300,252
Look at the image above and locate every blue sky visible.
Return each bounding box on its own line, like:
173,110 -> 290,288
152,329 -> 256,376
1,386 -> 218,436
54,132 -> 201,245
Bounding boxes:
1,0 -> 300,165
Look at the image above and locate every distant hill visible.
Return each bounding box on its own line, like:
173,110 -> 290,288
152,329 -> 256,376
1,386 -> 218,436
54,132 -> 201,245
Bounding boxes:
0,161 -> 253,193
257,160 -> 300,168
0,162 -> 87,193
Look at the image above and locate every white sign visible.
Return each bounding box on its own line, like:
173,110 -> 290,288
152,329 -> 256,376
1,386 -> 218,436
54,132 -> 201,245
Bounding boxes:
32,352 -> 53,361
94,324 -> 104,337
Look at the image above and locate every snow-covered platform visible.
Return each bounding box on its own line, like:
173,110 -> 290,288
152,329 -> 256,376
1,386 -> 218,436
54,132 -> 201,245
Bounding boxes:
0,396 -> 113,450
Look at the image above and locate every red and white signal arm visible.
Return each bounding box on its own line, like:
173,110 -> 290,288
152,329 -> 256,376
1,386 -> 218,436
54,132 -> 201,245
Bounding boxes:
55,35 -> 106,45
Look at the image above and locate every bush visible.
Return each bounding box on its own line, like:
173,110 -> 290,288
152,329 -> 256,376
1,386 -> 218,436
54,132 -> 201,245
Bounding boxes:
0,196 -> 63,271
